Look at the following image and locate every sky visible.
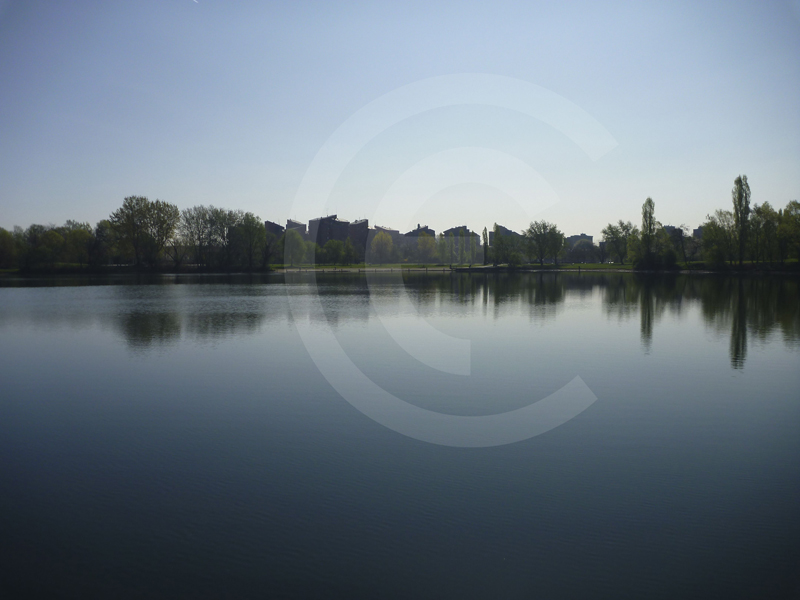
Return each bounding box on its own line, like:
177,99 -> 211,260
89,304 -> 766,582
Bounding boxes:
0,0 -> 798,240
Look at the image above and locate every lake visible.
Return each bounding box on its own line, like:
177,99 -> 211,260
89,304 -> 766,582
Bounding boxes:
1,272 -> 798,598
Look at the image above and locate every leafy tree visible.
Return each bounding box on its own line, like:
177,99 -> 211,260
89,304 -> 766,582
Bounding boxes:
640,197 -> 657,264
370,231 -> 393,265
343,237 -> 358,265
260,232 -> 278,269
524,220 -> 553,266
547,226 -> 565,266
323,239 -> 344,265
40,229 -> 65,269
568,239 -> 597,263
596,241 -> 608,264
0,227 -> 15,268
109,196 -> 178,268
303,240 -> 320,265
209,207 -> 243,269
492,223 -> 522,266
446,233 -> 455,263
109,196 -> 149,266
283,229 -> 305,266
181,205 -> 213,267
601,220 -> 635,264
702,210 -> 736,268
458,229 -> 465,264
668,225 -> 690,267
89,220 -> 115,268
417,232 -> 436,264
731,175 -> 751,267
235,212 -> 265,270
61,221 -> 93,268
748,202 -> 779,265
144,200 -> 180,266
437,233 -> 447,263
780,200 -> 800,261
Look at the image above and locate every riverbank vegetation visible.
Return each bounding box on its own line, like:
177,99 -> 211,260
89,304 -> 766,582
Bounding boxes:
1,175 -> 798,274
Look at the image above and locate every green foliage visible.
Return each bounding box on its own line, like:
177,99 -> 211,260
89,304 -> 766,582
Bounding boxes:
524,220 -> 555,265
109,196 -> 179,267
446,233 -> 455,263
370,231 -> 393,264
283,229 -> 305,266
546,226 -> 565,266
702,210 -> 736,268
436,233 -> 447,263
0,227 -> 17,268
417,232 -> 436,263
640,197 -> 657,262
601,220 -> 635,264
343,237 -> 358,265
323,239 -> 344,265
731,175 -> 751,267
568,239 -> 597,263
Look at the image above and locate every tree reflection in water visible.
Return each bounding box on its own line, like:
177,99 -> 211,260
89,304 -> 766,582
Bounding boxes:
3,272 -> 795,369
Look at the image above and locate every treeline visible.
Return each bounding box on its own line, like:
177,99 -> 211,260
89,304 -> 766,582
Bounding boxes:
2,177 -> 798,272
0,197 -> 281,272
598,177 -> 800,269
487,175 -> 800,270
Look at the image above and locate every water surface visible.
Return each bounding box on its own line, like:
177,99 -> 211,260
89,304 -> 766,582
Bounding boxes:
1,273 -> 798,598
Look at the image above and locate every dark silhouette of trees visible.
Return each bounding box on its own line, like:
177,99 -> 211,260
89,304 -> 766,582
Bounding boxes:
283,229 -> 305,267
731,175 -> 751,268
370,231 -> 393,265
524,220 -> 551,266
601,220 -> 635,264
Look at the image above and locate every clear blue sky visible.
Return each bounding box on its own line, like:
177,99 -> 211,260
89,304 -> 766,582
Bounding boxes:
1,0 -> 798,240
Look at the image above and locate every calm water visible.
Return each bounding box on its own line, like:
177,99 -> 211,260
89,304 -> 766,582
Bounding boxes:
1,272 -> 799,599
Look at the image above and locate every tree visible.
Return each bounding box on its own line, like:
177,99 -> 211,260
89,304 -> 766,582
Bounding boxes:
62,221 -> 93,268
109,196 -> 178,268
596,242 -> 608,264
323,239 -> 344,265
446,233 -> 455,263
260,232 -> 278,269
492,223 -> 522,266
40,229 -> 65,269
702,210 -> 736,268
89,220 -> 114,268
601,220 -> 635,264
109,196 -> 149,267
209,207 -> 243,269
524,220 -> 552,266
436,233 -> 447,263
417,232 -> 436,264
731,175 -> 751,268
0,227 -> 16,268
458,229 -> 466,264
547,225 -> 565,266
780,200 -> 800,261
343,237 -> 358,265
144,200 -> 180,266
370,231 -> 393,265
641,197 -> 657,264
304,241 -> 321,265
668,225 -> 690,267
568,239 -> 597,263
181,205 -> 213,267
235,212 -> 265,270
283,229 -> 305,267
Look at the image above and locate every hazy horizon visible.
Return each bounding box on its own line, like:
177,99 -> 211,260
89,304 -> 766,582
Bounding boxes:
1,1 -> 798,240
